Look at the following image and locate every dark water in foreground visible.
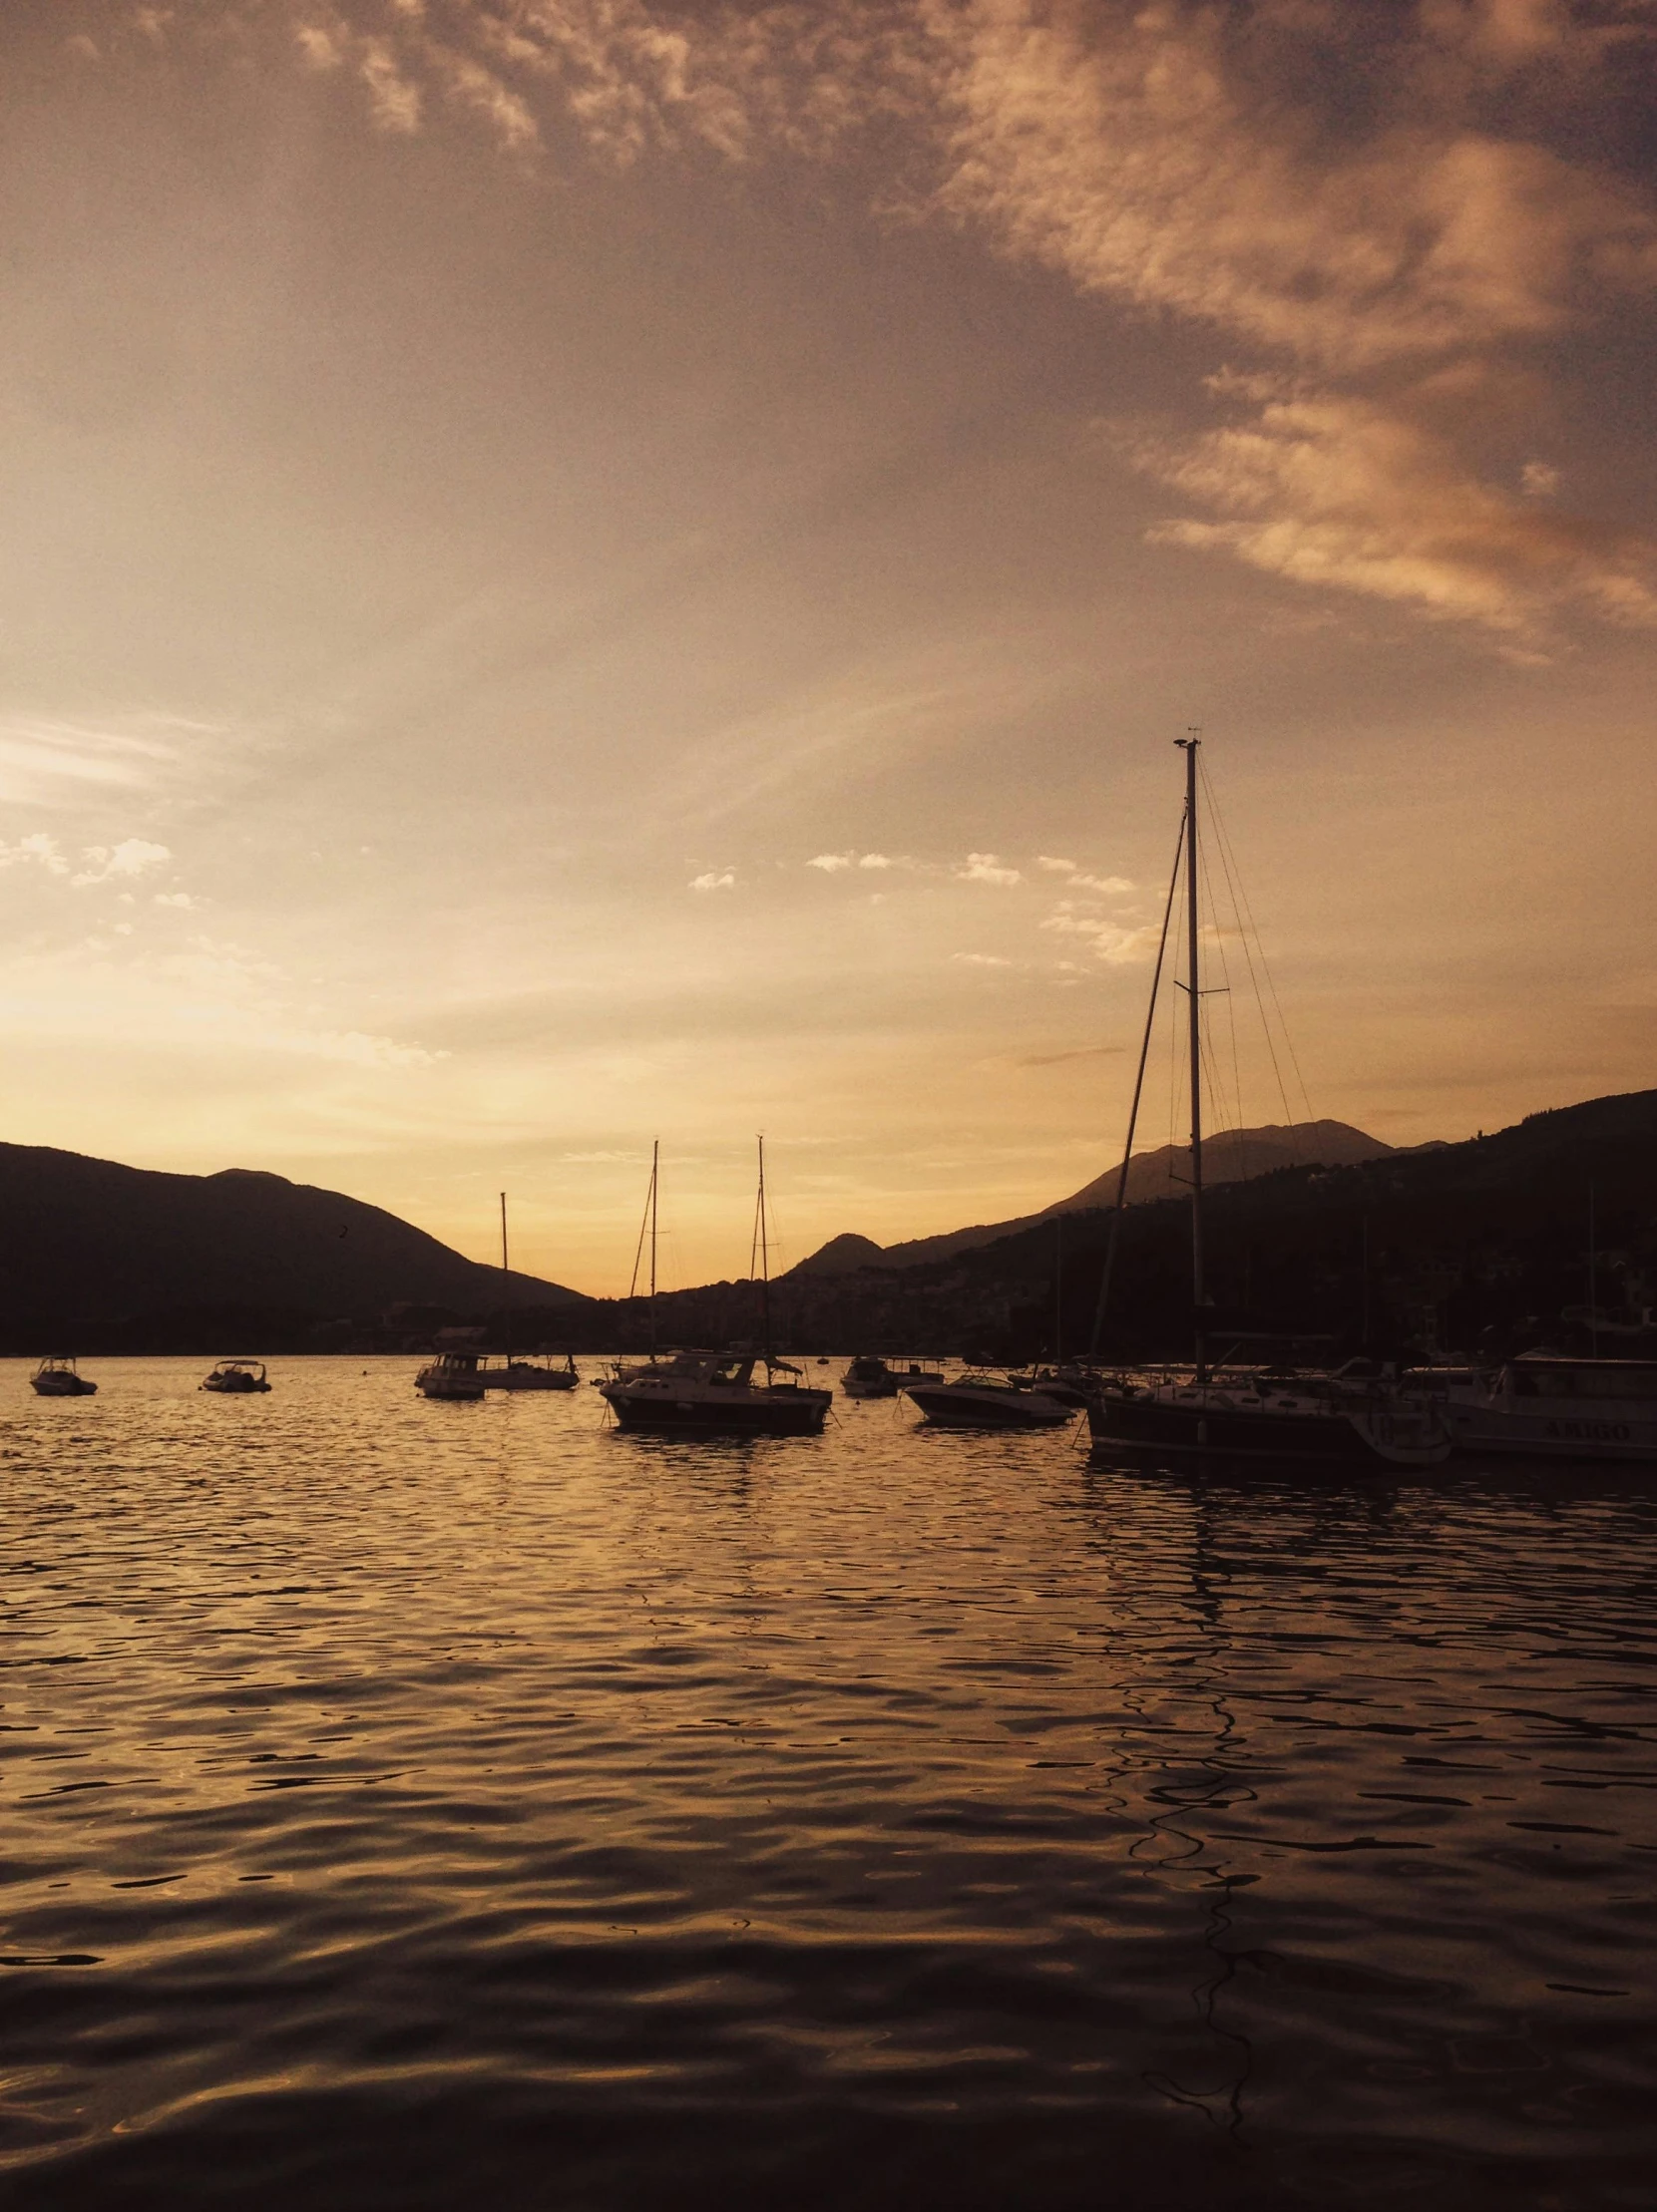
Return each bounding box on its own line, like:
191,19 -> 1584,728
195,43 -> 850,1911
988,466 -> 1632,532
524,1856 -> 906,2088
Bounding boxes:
3,1358 -> 1655,2211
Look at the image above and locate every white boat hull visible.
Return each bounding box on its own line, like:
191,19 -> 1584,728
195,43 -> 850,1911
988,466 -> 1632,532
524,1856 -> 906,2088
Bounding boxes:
1447,1400 -> 1657,1462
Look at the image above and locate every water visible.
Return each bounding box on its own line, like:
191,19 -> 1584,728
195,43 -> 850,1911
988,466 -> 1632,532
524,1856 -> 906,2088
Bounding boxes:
3,1357 -> 1655,2210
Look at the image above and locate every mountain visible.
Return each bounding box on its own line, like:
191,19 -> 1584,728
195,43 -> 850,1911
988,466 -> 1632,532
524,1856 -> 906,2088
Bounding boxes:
788,1119 -> 1394,1276
0,1143 -> 583,1336
680,1087 -> 1657,1364
788,1233 -> 888,1278
1046,1119 -> 1392,1214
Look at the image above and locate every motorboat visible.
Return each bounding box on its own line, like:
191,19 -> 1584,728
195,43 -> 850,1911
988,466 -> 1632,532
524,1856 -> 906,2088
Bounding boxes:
1087,1364 -> 1450,1469
1080,737 -> 1450,1472
905,1371 -> 1076,1429
601,1348 -> 832,1435
1013,1364 -> 1095,1409
416,1351 -> 487,1401
1414,1353 -> 1657,1462
31,1355 -> 97,1397
202,1359 -> 270,1394
482,1353 -> 580,1392
841,1355 -> 945,1399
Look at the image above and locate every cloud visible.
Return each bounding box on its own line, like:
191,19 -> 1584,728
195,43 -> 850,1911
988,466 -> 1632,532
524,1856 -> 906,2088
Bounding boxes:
1132,386 -> 1657,643
931,3 -> 1657,373
807,852 -> 854,871
162,3 -> 1657,644
858,852 -> 895,869
0,834 -> 71,877
1036,855 -> 1076,873
1040,905 -> 1160,964
957,852 -> 1021,886
72,839 -> 174,887
952,951 -> 1013,967
153,891 -> 197,909
688,869 -> 735,891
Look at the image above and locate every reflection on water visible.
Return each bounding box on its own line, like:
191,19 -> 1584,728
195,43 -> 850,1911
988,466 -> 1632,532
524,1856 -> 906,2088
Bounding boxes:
2,1359 -> 1654,2209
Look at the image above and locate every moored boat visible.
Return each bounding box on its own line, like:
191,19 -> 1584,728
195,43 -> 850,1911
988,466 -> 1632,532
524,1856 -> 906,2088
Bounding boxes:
841,1355 -> 946,1399
1081,737 -> 1450,1473
600,1139 -> 831,1436
1416,1353 -> 1657,1462
202,1359 -> 270,1394
416,1350 -> 487,1401
31,1355 -> 97,1397
1088,1365 -> 1450,1469
601,1346 -> 832,1434
906,1371 -> 1075,1429
482,1353 -> 580,1392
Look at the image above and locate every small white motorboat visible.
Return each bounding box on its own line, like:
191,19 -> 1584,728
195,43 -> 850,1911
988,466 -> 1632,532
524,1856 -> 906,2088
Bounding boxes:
905,1372 -> 1076,1429
31,1355 -> 98,1398
202,1359 -> 271,1394
416,1351 -> 487,1402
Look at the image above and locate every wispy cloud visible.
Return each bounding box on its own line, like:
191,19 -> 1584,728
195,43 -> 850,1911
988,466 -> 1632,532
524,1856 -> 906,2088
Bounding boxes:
952,950 -> 1013,967
688,868 -> 735,892
1131,382 -> 1657,644
117,3 -> 1657,645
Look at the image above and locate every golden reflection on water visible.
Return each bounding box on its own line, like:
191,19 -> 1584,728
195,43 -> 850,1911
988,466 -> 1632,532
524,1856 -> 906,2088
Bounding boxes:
2,1358 -> 1655,2210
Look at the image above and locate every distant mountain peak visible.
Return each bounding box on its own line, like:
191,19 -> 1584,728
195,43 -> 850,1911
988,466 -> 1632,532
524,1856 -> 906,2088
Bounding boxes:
788,1232 -> 886,1278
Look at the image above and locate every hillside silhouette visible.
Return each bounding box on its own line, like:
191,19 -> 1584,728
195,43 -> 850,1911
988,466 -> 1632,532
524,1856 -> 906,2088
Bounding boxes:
0,1144 -> 582,1350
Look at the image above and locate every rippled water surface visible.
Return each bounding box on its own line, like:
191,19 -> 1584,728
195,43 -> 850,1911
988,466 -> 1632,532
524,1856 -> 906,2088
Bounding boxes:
4,1356 -> 1656,2210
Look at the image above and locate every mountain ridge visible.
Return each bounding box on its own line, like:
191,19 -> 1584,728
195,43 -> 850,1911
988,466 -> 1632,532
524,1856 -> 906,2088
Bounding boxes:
0,1141 -> 583,1328
786,1118 -> 1396,1277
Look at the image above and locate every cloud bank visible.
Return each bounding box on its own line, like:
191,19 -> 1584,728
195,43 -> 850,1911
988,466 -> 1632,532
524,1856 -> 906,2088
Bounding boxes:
82,0 -> 1657,645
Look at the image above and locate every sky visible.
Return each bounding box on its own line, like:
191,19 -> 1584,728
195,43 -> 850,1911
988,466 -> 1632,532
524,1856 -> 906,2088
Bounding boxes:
2,0 -> 1654,1293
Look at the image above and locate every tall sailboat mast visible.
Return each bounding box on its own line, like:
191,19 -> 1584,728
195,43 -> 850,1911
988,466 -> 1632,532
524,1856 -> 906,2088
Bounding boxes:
500,1191 -> 512,1364
756,1135 -> 772,1363
1177,733 -> 1207,1383
647,1140 -> 658,1359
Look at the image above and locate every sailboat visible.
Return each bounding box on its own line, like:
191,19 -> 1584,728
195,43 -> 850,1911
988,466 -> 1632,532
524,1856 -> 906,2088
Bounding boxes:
481,1193 -> 579,1390
1083,738 -> 1451,1472
600,1139 -> 833,1436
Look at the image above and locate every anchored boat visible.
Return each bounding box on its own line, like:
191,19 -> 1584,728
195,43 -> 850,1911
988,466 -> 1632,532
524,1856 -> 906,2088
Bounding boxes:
841,1355 -> 945,1399
31,1355 -> 97,1397
905,1371 -> 1075,1429
600,1139 -> 832,1436
1418,1354 -> 1657,1463
1082,736 -> 1450,1473
202,1359 -> 270,1394
416,1350 -> 487,1401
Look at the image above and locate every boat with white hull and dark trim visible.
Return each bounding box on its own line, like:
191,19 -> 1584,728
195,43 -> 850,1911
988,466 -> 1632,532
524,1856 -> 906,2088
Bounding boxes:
600,1139 -> 831,1437
601,1347 -> 831,1435
1420,1354 -> 1657,1462
1081,736 -> 1450,1473
905,1372 -> 1076,1429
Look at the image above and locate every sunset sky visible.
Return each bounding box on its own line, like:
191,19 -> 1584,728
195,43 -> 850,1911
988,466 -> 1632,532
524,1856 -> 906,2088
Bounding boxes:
3,0 -> 1654,1291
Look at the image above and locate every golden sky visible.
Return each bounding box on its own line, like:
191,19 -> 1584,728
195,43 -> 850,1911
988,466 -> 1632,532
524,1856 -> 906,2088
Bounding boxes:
2,1 -> 1654,1291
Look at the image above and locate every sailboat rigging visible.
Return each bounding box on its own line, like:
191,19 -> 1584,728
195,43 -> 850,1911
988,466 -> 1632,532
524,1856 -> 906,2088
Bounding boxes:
478,1193 -> 579,1390
1083,737 -> 1450,1471
599,1140 -> 833,1435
